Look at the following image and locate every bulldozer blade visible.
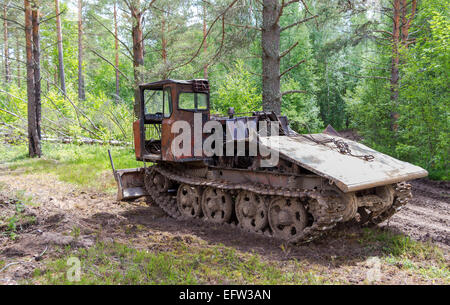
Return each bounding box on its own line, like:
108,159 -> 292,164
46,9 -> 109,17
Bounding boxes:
108,149 -> 147,201
115,168 -> 148,201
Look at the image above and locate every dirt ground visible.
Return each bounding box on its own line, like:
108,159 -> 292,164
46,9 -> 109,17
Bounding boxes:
0,169 -> 448,284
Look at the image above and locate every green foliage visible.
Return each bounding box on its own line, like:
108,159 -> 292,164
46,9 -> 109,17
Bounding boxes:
210,60 -> 262,114
29,240 -> 331,285
281,78 -> 323,132
0,0 -> 446,182
0,142 -> 140,191
345,0 -> 449,179
397,0 -> 450,179
0,190 -> 35,240
345,76 -> 396,153
0,85 -> 135,142
359,228 -> 445,264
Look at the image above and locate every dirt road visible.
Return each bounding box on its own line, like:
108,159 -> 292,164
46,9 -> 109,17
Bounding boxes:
385,179 -> 450,248
0,170 -> 448,284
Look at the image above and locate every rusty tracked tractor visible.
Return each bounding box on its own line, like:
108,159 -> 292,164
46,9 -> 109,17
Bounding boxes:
111,79 -> 428,243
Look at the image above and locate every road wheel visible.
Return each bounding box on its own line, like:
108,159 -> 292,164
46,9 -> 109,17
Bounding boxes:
268,196 -> 308,240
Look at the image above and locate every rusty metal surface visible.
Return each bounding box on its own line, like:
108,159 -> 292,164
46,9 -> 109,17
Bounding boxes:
115,168 -> 148,200
133,120 -> 142,160
161,84 -> 210,162
207,167 -> 324,191
258,134 -> 428,192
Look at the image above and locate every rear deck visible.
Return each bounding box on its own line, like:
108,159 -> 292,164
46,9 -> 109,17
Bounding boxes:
258,134 -> 428,192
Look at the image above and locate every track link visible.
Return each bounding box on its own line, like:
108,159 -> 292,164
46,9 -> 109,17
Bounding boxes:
365,182 -> 412,225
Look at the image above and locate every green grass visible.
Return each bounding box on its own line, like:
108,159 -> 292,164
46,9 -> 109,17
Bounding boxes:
0,143 -> 141,192
359,228 -> 449,282
27,241 -> 333,285
359,228 -> 444,259
0,188 -> 37,240
428,169 -> 448,181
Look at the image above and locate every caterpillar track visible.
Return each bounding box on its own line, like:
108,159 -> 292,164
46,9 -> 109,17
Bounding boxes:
142,164 -> 413,244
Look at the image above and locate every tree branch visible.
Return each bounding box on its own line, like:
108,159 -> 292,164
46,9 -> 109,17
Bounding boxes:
374,30 -> 393,37
280,59 -> 306,78
281,15 -> 318,32
90,13 -> 133,57
343,72 -> 389,80
405,0 -> 417,34
167,0 -> 239,72
0,15 -> 24,29
274,0 -> 284,26
283,0 -> 299,7
279,41 -> 299,59
282,90 -> 307,96
90,49 -> 131,82
226,22 -> 261,31
39,8 -> 66,24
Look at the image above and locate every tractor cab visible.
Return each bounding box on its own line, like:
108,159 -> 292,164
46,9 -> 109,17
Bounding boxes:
134,79 -> 210,162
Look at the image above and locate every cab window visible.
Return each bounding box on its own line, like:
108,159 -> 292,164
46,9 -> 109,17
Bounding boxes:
144,89 -> 163,114
163,87 -> 172,118
179,92 -> 208,110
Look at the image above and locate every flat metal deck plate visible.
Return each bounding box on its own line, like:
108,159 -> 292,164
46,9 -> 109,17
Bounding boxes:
259,134 -> 428,192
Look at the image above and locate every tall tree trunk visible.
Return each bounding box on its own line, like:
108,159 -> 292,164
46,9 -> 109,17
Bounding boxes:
390,0 -> 400,110
202,1 -> 208,79
24,0 -> 40,157
261,0 -> 281,114
130,2 -> 144,119
16,38 -> 21,88
161,14 -> 167,79
114,1 -> 119,100
400,0 -> 416,48
54,0 -> 65,94
390,0 -> 416,131
3,4 -> 11,83
32,3 -> 41,155
77,0 -> 85,100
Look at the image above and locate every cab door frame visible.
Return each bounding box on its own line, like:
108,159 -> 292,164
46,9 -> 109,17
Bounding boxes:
161,83 -> 210,162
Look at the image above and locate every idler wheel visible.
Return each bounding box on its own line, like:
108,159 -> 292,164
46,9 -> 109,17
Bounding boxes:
152,172 -> 171,193
177,184 -> 203,218
268,197 -> 308,240
341,193 -> 358,222
201,187 -> 233,223
235,191 -> 268,232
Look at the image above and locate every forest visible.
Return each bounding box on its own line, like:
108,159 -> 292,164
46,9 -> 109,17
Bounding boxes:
0,0 -> 448,178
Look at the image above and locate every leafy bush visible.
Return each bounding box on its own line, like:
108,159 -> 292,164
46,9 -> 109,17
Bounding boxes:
210,60 -> 262,115
0,85 -> 134,142
397,1 -> 449,179
345,0 -> 449,180
281,78 -> 323,133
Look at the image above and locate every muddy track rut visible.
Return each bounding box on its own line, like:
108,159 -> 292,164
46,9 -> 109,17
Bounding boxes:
382,179 -> 450,248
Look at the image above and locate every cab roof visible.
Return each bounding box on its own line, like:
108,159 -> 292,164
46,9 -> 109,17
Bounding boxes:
139,79 -> 209,90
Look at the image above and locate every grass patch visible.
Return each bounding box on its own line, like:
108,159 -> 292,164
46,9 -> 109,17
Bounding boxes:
28,241 -> 334,285
359,228 -> 449,282
359,228 -> 444,260
0,143 -> 140,192
0,189 -> 37,240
